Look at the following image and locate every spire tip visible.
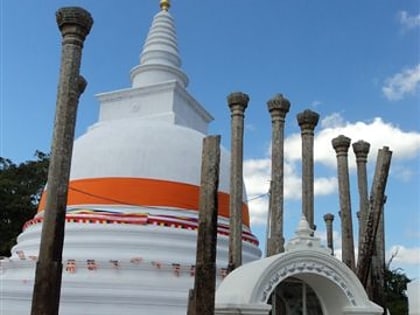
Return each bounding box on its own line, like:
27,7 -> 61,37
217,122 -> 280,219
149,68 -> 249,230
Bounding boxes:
160,0 -> 170,11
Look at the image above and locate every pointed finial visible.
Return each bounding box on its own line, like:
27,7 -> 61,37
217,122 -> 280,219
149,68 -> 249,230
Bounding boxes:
160,0 -> 171,11
295,215 -> 314,237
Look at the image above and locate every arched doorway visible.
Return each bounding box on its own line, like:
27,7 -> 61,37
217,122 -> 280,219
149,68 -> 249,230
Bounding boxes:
269,277 -> 323,315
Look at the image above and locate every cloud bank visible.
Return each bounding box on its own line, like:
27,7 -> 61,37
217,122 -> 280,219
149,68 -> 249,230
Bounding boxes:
245,113 -> 420,226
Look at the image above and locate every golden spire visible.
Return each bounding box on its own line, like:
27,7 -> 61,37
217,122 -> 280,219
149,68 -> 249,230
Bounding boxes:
160,0 -> 171,11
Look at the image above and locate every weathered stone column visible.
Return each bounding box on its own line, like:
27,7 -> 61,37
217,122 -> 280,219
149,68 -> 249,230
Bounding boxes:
266,94 -> 290,256
323,213 -> 335,255
296,109 -> 319,230
370,195 -> 387,308
31,7 -> 93,315
189,135 -> 221,315
376,195 -> 387,285
332,135 -> 356,271
357,147 -> 392,290
227,92 -> 249,271
352,140 -> 370,264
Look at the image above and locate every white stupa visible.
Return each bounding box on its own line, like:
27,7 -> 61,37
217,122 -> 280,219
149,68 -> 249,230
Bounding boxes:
0,2 -> 261,314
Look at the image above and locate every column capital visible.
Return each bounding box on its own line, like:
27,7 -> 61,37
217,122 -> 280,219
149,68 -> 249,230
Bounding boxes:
56,7 -> 93,42
332,135 -> 351,156
227,92 -> 249,115
352,140 -> 370,163
297,109 -> 319,134
267,94 -> 290,120
323,213 -> 335,222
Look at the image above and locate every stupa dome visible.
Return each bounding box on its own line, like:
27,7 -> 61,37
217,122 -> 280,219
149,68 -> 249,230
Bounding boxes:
71,120 -> 213,187
37,118 -> 250,226
71,119 -> 229,188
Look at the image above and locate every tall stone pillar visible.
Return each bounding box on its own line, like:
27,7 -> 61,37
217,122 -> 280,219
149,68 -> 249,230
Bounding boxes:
266,94 -> 290,256
323,213 -> 335,255
332,135 -> 356,271
376,195 -> 387,285
31,7 -> 93,315
357,146 -> 392,295
352,140 -> 370,264
190,135 -> 221,315
370,196 -> 387,308
227,92 -> 249,271
296,109 -> 319,230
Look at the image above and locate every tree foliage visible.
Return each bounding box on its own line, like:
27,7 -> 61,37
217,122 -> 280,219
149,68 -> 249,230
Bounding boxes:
0,151 -> 49,257
385,267 -> 411,315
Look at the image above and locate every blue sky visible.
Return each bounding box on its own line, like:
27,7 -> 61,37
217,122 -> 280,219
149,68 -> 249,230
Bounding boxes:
1,1 -> 419,279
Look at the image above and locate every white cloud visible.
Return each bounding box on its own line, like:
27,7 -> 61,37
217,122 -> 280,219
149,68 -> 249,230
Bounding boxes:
315,229 -> 341,245
244,154 -> 336,225
382,64 -> 420,101
243,159 -> 270,225
320,116 -> 420,166
314,177 -> 337,196
286,114 -> 420,167
247,197 -> 269,226
387,245 -> 420,265
243,158 -> 271,198
320,112 -> 345,129
399,11 -> 420,30
245,113 -> 420,226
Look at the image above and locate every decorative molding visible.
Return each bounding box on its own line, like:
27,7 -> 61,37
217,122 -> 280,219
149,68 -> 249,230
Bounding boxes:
23,210 -> 258,245
259,257 -> 357,306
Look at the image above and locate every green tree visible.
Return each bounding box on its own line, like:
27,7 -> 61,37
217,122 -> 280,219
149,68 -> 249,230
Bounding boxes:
0,151 -> 49,257
385,266 -> 411,315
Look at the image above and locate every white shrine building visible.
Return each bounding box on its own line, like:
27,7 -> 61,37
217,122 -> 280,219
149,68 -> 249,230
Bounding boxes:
1,2 -> 387,315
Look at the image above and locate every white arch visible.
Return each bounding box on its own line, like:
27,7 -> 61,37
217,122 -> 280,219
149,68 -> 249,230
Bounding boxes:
215,250 -> 382,314
215,217 -> 383,315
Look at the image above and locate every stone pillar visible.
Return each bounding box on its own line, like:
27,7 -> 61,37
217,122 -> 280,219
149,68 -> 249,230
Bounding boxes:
376,195 -> 387,285
357,147 -> 392,291
323,213 -> 335,255
227,92 -> 249,271
352,140 -> 370,265
332,135 -> 356,271
31,7 -> 93,315
296,109 -> 319,230
370,196 -> 387,309
265,181 -> 273,256
266,94 -> 290,256
190,135 -> 221,315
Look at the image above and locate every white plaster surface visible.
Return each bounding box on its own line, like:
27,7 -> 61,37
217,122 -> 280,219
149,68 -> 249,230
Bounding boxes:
1,211 -> 261,315
69,119 -> 233,193
408,279 -> 420,315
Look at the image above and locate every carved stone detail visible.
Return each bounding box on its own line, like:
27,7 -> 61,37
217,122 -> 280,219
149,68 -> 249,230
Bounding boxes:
260,259 -> 357,306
